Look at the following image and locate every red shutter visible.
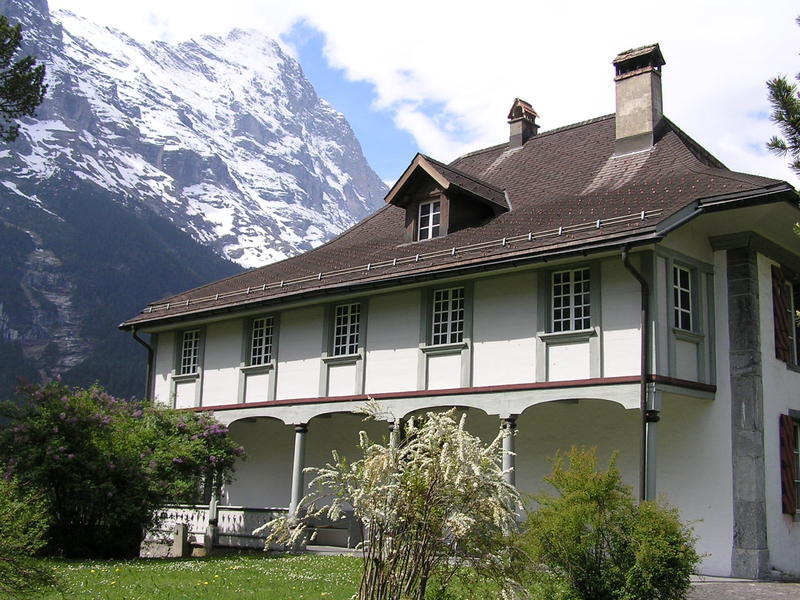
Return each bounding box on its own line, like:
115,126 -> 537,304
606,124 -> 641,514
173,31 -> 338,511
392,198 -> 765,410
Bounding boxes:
779,414 -> 797,515
772,266 -> 791,362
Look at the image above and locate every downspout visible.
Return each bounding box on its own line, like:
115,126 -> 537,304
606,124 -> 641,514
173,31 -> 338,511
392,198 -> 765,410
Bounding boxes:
131,328 -> 154,401
621,245 -> 653,502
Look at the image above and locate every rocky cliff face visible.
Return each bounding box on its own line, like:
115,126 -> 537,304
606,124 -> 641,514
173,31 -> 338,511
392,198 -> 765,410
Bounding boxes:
0,0 -> 387,398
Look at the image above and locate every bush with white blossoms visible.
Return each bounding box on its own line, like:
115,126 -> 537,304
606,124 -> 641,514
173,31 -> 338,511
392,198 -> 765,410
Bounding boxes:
259,406 -> 522,600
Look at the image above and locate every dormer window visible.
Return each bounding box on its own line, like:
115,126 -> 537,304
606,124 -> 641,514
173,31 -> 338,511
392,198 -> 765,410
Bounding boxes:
385,154 -> 509,243
418,200 -> 441,240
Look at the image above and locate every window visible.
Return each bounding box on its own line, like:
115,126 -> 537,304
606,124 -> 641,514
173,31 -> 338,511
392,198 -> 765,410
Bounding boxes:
179,329 -> 201,375
673,265 -> 692,331
250,316 -> 274,365
333,303 -> 360,356
552,268 -> 591,332
780,413 -> 800,515
788,282 -> 799,365
795,420 -> 800,514
773,266 -> 799,365
432,287 -> 464,345
418,200 -> 441,240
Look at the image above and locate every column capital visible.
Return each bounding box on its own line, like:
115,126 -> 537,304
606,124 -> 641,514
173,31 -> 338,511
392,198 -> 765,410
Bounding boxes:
294,423 -> 308,434
500,416 -> 517,429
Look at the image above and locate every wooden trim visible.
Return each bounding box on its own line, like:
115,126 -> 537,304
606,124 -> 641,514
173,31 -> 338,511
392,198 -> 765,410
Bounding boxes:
773,265 -> 792,363
779,413 -> 797,515
191,374 -> 715,412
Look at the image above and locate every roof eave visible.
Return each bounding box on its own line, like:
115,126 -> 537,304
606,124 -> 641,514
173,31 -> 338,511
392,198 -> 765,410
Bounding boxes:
119,227 -> 661,332
654,183 -> 798,237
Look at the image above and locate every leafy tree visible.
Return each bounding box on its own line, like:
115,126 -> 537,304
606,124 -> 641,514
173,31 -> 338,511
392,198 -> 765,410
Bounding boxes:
0,15 -> 46,142
0,476 -> 57,598
766,16 -> 800,178
261,407 -> 522,600
0,381 -> 245,558
516,447 -> 699,600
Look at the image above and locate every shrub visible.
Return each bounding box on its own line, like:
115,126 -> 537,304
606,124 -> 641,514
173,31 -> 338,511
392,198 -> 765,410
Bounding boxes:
0,476 -> 57,597
0,381 -> 244,558
261,407 -> 522,600
517,447 -> 699,600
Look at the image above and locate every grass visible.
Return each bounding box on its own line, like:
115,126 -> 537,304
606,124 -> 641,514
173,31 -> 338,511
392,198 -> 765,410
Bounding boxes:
34,554 -> 362,600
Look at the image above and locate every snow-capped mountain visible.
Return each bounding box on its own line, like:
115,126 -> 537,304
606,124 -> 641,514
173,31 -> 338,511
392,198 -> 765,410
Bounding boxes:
5,1 -> 386,268
0,0 -> 388,399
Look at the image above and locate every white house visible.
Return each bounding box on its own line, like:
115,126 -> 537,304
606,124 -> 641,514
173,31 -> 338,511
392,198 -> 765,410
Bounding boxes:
121,44 -> 800,578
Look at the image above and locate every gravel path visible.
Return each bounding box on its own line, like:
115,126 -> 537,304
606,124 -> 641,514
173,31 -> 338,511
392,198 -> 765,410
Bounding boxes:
688,579 -> 800,599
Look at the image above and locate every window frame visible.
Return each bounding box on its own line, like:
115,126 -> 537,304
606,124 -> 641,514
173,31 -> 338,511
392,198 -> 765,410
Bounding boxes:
795,419 -> 800,515
178,329 -> 201,375
780,412 -> 800,516
551,267 -> 592,333
788,280 -> 800,366
417,199 -> 442,241
332,302 -> 361,357
249,315 -> 275,366
431,286 -> 465,346
672,264 -> 693,332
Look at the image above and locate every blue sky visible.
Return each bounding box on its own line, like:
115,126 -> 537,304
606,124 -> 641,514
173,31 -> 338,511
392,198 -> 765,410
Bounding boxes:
50,0 -> 800,188
282,21 -> 418,183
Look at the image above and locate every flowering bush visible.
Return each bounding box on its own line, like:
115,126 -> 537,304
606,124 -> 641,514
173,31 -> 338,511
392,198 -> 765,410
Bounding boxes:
0,381 -> 244,558
261,406 -> 521,600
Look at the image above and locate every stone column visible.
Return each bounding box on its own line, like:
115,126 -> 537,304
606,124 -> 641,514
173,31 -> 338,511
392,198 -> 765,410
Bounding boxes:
501,417 -> 517,487
289,423 -> 308,518
203,477 -> 219,555
389,419 -> 402,449
727,247 -> 768,579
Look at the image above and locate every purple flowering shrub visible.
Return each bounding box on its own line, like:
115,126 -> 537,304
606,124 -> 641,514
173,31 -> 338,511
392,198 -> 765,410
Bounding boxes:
0,381 -> 244,558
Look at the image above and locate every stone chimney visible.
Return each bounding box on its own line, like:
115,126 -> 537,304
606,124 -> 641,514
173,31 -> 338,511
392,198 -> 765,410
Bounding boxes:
507,98 -> 539,148
612,44 -> 665,155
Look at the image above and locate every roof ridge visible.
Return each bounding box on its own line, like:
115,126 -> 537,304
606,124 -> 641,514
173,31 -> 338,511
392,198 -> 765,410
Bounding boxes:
451,113 -> 616,163
662,118 -> 727,169
421,153 -> 506,193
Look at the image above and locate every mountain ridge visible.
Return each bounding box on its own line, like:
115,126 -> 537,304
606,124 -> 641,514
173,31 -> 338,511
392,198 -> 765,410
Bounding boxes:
0,0 -> 388,398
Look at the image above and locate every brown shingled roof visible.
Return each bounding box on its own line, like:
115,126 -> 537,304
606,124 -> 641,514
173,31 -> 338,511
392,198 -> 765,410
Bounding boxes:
121,115 -> 794,329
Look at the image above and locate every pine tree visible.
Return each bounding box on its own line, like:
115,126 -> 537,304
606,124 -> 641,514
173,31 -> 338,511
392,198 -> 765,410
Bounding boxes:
767,16 -> 800,178
0,15 -> 46,142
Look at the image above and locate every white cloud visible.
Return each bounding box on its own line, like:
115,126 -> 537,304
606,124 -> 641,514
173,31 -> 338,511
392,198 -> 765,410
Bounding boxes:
50,0 -> 800,185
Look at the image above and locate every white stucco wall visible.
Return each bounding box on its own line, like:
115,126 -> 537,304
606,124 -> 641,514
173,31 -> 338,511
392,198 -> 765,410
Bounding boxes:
674,339 -> 699,381
548,342 -> 590,381
153,333 -> 174,406
657,394 -> 733,576
275,306 -> 323,400
757,253 -> 800,575
427,352 -> 461,389
225,418 -> 293,507
661,223 -> 715,264
174,379 -> 195,409
364,290 -> 420,394
472,272 -> 537,386
328,362 -> 358,396
202,319 -> 243,406
515,400 -> 641,498
243,371 -> 270,403
600,259 -> 641,377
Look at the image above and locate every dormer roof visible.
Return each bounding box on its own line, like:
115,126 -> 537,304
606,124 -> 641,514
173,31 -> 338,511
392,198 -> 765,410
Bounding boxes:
385,153 -> 510,213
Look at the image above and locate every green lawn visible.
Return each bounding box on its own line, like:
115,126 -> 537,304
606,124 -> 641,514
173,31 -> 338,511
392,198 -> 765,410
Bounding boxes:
36,554 -> 362,600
